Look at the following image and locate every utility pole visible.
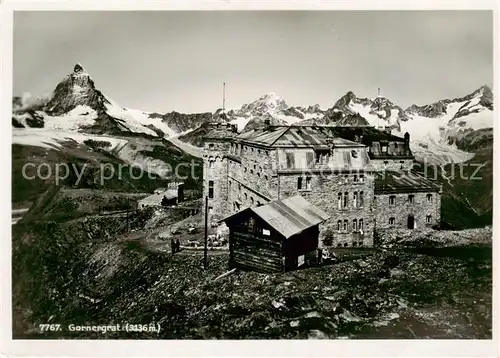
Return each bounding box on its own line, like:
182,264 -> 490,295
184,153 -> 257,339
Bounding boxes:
222,82 -> 226,113
204,195 -> 208,270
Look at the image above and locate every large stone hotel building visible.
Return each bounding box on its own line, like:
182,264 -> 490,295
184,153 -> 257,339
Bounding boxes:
202,119 -> 442,248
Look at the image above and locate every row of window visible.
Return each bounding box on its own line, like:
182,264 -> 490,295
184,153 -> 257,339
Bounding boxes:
243,166 -> 269,181
230,143 -> 269,156
297,175 -> 365,191
337,191 -> 364,209
337,219 -> 364,232
388,194 -> 433,205
297,177 -> 312,190
388,216 -> 432,225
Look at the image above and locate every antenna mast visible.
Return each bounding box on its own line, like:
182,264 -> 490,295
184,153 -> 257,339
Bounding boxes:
222,82 -> 226,113
377,87 -> 380,128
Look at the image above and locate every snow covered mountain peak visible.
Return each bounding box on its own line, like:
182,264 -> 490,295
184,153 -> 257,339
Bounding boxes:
317,90 -> 407,129
240,92 -> 289,115
44,63 -> 108,116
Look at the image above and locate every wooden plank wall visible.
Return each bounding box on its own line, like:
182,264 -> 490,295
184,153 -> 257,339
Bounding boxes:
229,231 -> 284,273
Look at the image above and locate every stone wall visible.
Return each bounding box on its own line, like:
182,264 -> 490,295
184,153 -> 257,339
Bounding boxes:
226,144 -> 278,213
374,191 -> 441,230
203,140 -> 231,223
277,172 -> 375,248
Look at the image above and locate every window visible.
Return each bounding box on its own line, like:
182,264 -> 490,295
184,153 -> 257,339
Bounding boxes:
352,219 -> 357,231
359,219 -> 364,230
208,180 -> 214,199
257,201 -> 262,206
389,217 -> 395,225
360,175 -> 364,182
305,177 -> 312,190
337,220 -> 342,232
297,177 -> 303,190
408,195 -> 415,204
209,143 -> 214,149
244,193 -> 247,201
238,183 -> 241,192
343,220 -> 348,231
394,143 -> 398,149
257,172 -> 261,178
286,152 -> 295,168
253,165 -> 256,170
359,191 -> 364,207
244,167 -> 247,173
353,175 -> 358,183
427,194 -> 433,203
264,175 -> 268,181
353,192 -> 358,208
263,228 -> 270,236
315,150 -> 329,164
250,169 -> 254,174
250,197 -> 254,205
343,192 -> 348,208
389,195 -> 396,205
382,146 -> 388,153
338,193 -> 342,209
258,149 -> 261,154
351,150 -> 358,158
229,180 -> 231,191
426,215 -> 432,223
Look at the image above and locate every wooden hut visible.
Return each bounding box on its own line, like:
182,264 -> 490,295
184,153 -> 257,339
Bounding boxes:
220,195 -> 330,273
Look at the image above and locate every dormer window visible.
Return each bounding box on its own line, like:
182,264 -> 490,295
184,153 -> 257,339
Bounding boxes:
315,149 -> 330,164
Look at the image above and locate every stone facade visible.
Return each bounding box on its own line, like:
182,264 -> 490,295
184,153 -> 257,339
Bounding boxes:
202,123 -> 237,223
374,191 -> 442,231
203,125 -> 442,248
277,172 -> 375,248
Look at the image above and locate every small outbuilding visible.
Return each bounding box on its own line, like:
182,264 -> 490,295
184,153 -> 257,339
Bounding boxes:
220,195 -> 330,273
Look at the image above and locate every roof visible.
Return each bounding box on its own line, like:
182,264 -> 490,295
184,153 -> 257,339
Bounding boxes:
138,188 -> 178,205
236,126 -> 365,148
221,195 -> 330,239
374,171 -> 441,194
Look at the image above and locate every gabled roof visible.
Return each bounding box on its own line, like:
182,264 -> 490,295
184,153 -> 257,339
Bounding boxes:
236,126 -> 365,148
221,195 -> 330,239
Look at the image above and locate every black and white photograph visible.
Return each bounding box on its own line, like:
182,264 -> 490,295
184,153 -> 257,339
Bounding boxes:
1,1 -> 498,355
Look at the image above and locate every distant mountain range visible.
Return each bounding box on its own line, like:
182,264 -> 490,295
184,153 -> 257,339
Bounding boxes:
12,63 -> 493,164
11,63 -> 494,229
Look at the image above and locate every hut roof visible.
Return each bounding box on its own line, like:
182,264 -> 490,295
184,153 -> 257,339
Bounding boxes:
221,195 -> 330,239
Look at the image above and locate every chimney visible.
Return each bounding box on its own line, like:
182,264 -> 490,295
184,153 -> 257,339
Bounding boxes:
404,132 -> 410,146
264,119 -> 271,130
404,132 -> 410,154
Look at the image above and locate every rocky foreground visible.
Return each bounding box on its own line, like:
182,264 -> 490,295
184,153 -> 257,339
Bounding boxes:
13,216 -> 491,339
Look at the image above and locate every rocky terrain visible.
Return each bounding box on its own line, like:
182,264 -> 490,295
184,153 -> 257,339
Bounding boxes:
12,212 -> 492,339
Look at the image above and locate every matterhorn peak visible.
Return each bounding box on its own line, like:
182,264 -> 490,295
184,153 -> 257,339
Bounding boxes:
44,63 -> 107,116
73,63 -> 85,73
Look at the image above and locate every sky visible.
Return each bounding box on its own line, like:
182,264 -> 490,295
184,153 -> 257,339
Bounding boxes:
14,10 -> 493,113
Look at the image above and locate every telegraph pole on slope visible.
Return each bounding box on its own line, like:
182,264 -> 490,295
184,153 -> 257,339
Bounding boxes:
204,195 -> 208,270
